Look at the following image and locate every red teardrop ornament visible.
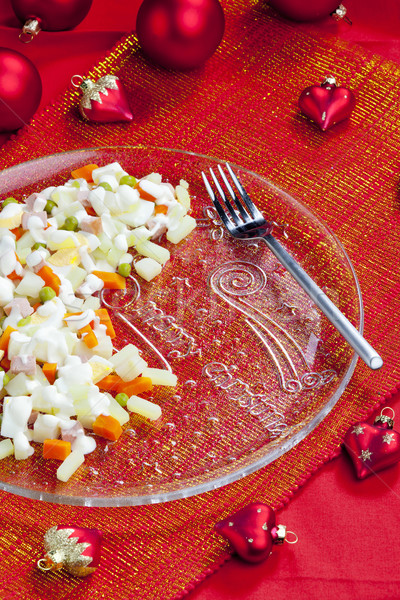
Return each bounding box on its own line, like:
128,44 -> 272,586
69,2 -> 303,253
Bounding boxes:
73,75 -> 133,124
298,76 -> 355,131
215,502 -> 286,563
344,411 -> 400,479
38,525 -> 102,576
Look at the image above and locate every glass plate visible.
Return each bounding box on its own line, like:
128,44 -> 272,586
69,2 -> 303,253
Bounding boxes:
0,146 -> 362,506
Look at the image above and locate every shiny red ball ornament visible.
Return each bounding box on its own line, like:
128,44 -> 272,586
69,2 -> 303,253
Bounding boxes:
136,0 -> 225,70
269,0 -> 345,21
0,47 -> 42,133
72,74 -> 133,124
344,408 -> 400,479
11,0 -> 93,42
298,75 -> 355,131
37,525 -> 102,577
215,502 -> 288,563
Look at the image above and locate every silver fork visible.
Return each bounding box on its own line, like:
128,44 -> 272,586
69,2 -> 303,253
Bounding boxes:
201,163 -> 383,370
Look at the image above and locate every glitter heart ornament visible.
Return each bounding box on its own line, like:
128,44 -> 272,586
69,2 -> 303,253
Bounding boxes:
344,409 -> 400,479
298,76 -> 355,131
72,74 -> 133,124
37,525 -> 102,576
214,502 -> 287,563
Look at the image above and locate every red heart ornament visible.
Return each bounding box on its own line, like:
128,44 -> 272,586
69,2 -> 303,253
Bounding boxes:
73,74 -> 133,124
344,414 -> 400,479
214,502 -> 285,563
299,76 -> 355,131
38,525 -> 102,576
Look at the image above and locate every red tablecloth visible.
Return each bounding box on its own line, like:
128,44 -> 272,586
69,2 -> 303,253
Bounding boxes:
1,1 -> 400,599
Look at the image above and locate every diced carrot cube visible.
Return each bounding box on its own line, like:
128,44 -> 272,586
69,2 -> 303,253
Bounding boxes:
0,326 -> 16,353
92,414 -> 122,441
71,164 -> 99,182
42,362 -> 57,384
78,324 -> 98,348
91,271 -> 126,290
122,377 -> 153,397
43,439 -> 71,460
37,265 -> 61,295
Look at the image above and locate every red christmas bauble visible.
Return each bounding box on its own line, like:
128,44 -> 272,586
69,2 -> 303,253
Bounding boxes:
12,0 -> 92,40
73,74 -> 133,123
344,412 -> 400,479
215,502 -> 287,563
298,76 -> 355,131
0,48 -> 42,133
269,0 -> 341,21
136,0 -> 225,70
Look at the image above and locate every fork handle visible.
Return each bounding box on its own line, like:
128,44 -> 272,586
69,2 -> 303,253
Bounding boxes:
262,234 -> 383,370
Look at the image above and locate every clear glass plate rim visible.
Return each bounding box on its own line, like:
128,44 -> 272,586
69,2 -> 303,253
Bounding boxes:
0,145 -> 363,506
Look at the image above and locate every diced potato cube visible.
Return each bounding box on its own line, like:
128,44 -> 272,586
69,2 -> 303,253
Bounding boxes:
144,172 -> 162,184
118,199 -> 155,228
57,450 -> 85,481
134,257 -> 162,282
106,394 -> 130,425
13,431 -> 34,460
66,266 -> 87,291
110,344 -> 147,381
82,296 -> 101,311
141,368 -> 177,387
135,240 -> 170,265
0,438 -> 14,459
14,271 -> 45,297
33,414 -> 61,443
166,215 -> 196,244
127,395 -> 162,420
175,184 -> 191,210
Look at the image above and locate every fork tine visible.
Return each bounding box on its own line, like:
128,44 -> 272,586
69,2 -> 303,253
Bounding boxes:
225,163 -> 263,219
201,171 -> 233,230
216,165 -> 251,222
209,167 -> 240,225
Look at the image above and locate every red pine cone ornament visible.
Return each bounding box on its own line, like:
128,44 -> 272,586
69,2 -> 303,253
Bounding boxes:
344,408 -> 400,479
12,0 -> 93,42
215,502 -> 297,563
37,525 -> 102,577
298,75 -> 355,131
72,74 -> 133,124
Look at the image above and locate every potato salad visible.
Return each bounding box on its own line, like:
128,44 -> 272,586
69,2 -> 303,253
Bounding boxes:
0,162 -> 196,481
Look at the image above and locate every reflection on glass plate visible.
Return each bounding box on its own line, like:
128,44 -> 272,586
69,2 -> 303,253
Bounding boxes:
0,146 -> 362,506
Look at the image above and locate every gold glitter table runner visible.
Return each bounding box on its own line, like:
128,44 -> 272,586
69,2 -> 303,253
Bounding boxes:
0,1 -> 400,598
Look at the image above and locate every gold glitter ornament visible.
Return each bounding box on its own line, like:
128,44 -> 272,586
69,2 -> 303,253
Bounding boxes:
71,74 -> 133,124
37,525 -> 102,577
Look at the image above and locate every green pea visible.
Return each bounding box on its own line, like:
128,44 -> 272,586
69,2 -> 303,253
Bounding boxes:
39,286 -> 56,303
17,316 -> 31,327
98,182 -> 113,192
118,263 -> 131,278
2,197 -> 18,207
0,316 -> 6,329
2,374 -> 10,387
45,200 -> 56,214
62,216 -> 79,231
115,393 -> 129,407
119,175 -> 137,187
33,242 -> 46,250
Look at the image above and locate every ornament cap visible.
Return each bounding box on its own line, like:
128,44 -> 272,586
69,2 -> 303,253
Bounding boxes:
271,524 -> 286,545
330,4 -> 352,24
374,407 -> 395,429
321,76 -> 337,87
19,19 -> 41,44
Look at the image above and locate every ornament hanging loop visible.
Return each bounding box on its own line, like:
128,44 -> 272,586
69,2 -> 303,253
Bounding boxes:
37,558 -> 53,572
285,531 -> 298,545
71,75 -> 85,88
19,19 -> 41,43
381,406 -> 395,420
